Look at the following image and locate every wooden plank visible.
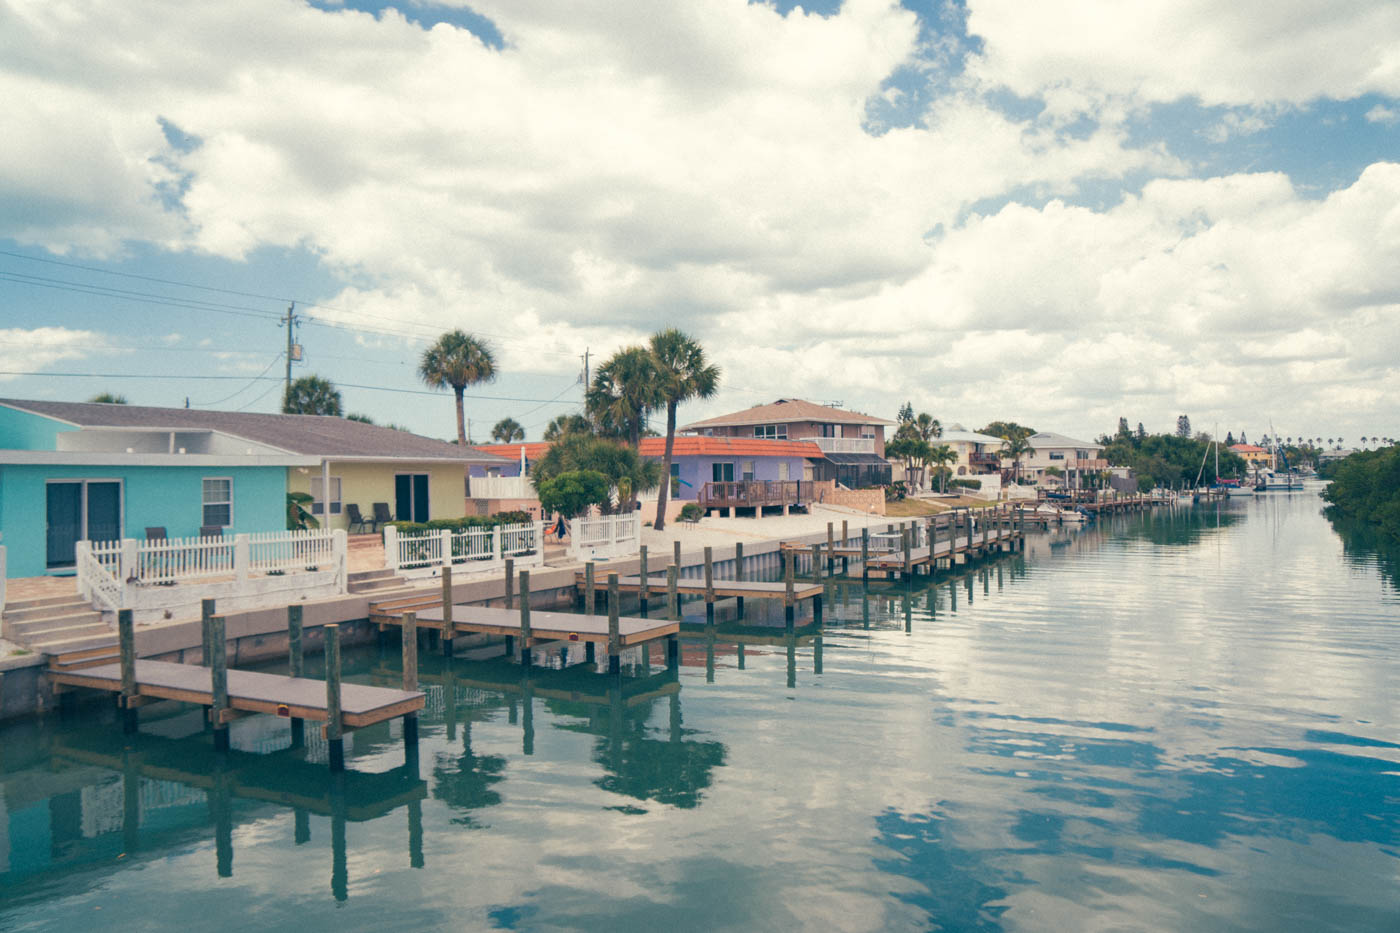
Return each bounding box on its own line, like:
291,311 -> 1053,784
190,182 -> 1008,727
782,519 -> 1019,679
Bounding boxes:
50,660 -> 424,728
415,605 -> 677,647
573,573 -> 823,601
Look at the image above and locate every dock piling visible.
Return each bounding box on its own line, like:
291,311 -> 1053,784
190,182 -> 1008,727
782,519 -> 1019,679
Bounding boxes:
289,605 -> 306,746
402,611 -> 419,747
607,573 -> 621,674
210,613 -> 229,752
118,608 -> 136,734
703,546 -> 715,622
584,561 -> 595,615
639,546 -> 649,616
826,523 -> 835,572
734,542 -> 745,615
519,570 -> 532,668
200,598 -> 216,665
504,558 -> 515,609
440,566 -> 454,655
325,624 -> 344,771
668,564 -> 680,620
811,543 -> 823,582
861,527 -> 869,580
784,550 -> 795,628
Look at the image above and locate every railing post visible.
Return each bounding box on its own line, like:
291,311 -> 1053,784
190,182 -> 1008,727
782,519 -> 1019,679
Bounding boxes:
492,526 -> 502,569
233,534 -> 250,586
120,538 -> 139,588
383,524 -> 399,571
437,528 -> 451,569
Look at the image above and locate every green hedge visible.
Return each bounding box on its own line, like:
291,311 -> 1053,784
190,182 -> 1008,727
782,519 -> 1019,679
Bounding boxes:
386,510 -> 534,535
949,478 -> 982,490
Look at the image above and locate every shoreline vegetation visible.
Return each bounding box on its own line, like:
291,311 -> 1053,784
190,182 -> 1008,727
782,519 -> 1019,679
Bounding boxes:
1321,446 -> 1400,543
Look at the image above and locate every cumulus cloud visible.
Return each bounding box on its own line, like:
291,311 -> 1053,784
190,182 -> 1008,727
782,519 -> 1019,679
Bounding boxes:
0,0 -> 1396,439
0,327 -> 100,379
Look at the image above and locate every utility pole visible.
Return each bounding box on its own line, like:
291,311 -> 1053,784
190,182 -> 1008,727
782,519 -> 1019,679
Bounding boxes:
581,348 -> 590,389
281,301 -> 300,409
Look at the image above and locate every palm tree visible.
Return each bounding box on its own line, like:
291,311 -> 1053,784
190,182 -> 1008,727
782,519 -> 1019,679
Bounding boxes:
283,374 -> 343,415
585,346 -> 662,448
649,329 -> 720,531
419,331 -> 497,445
927,443 -> 956,492
999,431 -> 1033,483
543,413 -> 590,441
914,413 -> 942,443
491,417 -> 525,443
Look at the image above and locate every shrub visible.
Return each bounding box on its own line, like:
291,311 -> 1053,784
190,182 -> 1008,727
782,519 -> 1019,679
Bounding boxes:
679,503 -> 704,522
950,478 -> 982,490
536,470 -> 609,518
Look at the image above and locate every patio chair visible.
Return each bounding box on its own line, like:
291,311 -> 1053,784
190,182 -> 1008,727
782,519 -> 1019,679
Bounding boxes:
199,525 -> 224,539
346,503 -> 372,533
371,502 -> 393,528
144,526 -> 167,541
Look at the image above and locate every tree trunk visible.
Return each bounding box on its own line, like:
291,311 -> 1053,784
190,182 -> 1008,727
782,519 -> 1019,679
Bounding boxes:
454,386 -> 467,446
653,401 -> 678,531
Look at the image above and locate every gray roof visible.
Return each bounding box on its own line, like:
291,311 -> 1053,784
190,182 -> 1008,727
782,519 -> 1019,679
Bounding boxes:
0,398 -> 509,464
1028,431 -> 1102,450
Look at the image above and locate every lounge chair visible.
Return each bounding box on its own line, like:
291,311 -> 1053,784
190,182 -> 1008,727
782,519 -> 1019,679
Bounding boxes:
372,502 -> 394,528
144,526 -> 167,541
346,503 -> 372,533
200,525 -> 224,539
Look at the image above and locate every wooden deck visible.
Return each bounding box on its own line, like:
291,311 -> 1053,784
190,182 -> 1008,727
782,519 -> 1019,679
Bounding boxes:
574,573 -> 824,603
866,527 -> 1019,572
412,604 -> 678,649
50,659 -> 425,730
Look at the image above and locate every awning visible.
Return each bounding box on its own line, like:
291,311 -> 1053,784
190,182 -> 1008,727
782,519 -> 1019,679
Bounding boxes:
820,453 -> 890,466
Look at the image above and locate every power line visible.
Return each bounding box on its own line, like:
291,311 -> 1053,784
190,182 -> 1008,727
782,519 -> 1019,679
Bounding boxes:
192,352 -> 286,406
0,249 -> 295,303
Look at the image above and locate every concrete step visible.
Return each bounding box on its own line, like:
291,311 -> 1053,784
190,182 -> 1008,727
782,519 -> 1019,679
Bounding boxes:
369,592 -> 442,614
2,593 -> 87,613
347,568 -> 396,584
26,622 -> 113,646
32,630 -> 119,657
2,599 -> 95,623
349,577 -> 411,595
8,611 -> 105,638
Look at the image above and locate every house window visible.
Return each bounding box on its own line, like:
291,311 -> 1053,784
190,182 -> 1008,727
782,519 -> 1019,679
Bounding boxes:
1049,452 -> 1066,461
754,424 -> 787,440
860,426 -> 875,439
202,478 -> 232,527
670,462 -> 681,481
819,423 -> 837,437
712,462 -> 735,482
310,476 -> 343,515
742,460 -> 755,481
1077,450 -> 1091,459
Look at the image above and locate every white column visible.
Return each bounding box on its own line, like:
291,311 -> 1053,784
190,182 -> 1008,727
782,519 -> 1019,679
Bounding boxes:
439,528 -> 452,568
383,524 -> 399,571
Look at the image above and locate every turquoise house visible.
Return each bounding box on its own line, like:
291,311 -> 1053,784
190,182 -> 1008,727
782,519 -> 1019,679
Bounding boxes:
0,400 -> 315,579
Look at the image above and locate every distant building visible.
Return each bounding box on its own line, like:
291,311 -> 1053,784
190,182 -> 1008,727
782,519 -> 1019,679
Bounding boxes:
1229,443 -> 1272,468
1021,432 -> 1106,486
680,398 -> 894,488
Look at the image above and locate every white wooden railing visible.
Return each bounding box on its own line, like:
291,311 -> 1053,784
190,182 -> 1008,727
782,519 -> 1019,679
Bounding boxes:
383,521 -> 546,578
469,475 -> 536,499
813,436 -> 876,454
567,512 -> 641,561
75,530 -> 347,623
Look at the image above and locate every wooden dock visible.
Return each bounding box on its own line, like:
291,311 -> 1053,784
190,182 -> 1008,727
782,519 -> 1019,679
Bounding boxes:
866,526 -> 1020,575
413,604 -> 678,651
578,574 -> 823,603
50,659 -> 425,730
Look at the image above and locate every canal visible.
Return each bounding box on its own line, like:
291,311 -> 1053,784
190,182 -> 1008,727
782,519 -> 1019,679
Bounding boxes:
2,489 -> 1397,931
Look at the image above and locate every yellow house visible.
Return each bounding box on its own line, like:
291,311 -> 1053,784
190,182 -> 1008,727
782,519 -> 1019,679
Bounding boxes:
1228,444 -> 1272,469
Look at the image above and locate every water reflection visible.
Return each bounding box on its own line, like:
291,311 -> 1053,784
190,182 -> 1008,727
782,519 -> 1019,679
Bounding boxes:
1328,513 -> 1400,593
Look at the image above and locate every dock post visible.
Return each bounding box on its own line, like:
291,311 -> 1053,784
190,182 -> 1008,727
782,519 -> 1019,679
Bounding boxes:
639,545 -> 649,616
504,558 -> 515,609
325,623 -> 344,771
902,526 -> 912,579
703,546 -> 715,623
668,564 -> 680,620
826,523 -> 835,572
814,634 -> 823,675
734,542 -> 745,616
440,566 -> 454,656
784,551 -> 795,629
201,598 -> 216,664
118,608 -> 137,734
607,573 -> 621,675
842,520 -> 850,572
210,613 -> 230,752
667,631 -> 679,670
402,611 -> 419,748
811,543 -> 823,583
673,540 -> 682,578
584,561 -> 595,615
288,605 -> 304,746
861,527 -> 869,580
519,570 -> 532,668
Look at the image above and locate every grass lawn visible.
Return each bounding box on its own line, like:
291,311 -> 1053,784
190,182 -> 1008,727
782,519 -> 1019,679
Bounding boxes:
884,496 -> 1006,516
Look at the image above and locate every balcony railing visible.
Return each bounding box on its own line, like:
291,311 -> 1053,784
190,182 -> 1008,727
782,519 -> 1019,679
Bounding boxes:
969,452 -> 1001,465
699,480 -> 814,510
812,436 -> 876,454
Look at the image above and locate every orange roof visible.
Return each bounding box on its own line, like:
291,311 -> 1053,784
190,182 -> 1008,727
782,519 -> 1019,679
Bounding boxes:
681,398 -> 894,431
1229,444 -> 1266,453
474,437 -> 822,460
638,436 -> 822,458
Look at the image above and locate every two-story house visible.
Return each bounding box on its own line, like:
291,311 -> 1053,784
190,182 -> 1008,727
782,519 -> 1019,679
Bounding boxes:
1020,431 -> 1106,486
679,399 -> 894,488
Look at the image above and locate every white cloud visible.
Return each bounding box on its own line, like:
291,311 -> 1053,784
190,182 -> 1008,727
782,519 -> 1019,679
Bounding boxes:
1366,104 -> 1399,124
963,0 -> 1400,111
0,327 -> 99,379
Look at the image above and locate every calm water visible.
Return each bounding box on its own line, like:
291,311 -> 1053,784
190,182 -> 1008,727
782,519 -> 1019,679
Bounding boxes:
2,489 -> 1398,932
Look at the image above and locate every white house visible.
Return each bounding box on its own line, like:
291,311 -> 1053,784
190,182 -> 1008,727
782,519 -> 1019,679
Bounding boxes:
1021,432 -> 1106,486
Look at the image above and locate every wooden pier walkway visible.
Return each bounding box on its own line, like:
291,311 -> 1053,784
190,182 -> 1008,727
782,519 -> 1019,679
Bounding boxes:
412,604 -> 678,651
50,659 -> 425,730
866,526 -> 1020,575
576,573 -> 824,604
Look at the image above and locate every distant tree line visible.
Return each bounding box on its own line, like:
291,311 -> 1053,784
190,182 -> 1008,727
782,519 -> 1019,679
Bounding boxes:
1099,417 -> 1246,490
1321,446 -> 1400,542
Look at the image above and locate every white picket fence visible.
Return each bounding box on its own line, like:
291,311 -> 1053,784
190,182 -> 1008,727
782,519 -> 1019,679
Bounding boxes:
384,521 -> 546,578
567,512 -> 641,561
76,529 -> 347,622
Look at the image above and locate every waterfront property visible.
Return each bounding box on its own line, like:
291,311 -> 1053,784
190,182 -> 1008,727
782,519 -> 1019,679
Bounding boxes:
0,398 -> 510,579
680,398 -> 895,489
1020,430 -> 1107,485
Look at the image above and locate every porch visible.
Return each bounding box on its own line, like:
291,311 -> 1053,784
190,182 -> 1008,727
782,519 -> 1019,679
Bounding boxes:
697,480 -> 815,516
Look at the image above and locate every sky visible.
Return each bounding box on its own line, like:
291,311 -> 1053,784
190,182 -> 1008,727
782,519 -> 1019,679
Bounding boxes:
1,0 -> 1398,447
